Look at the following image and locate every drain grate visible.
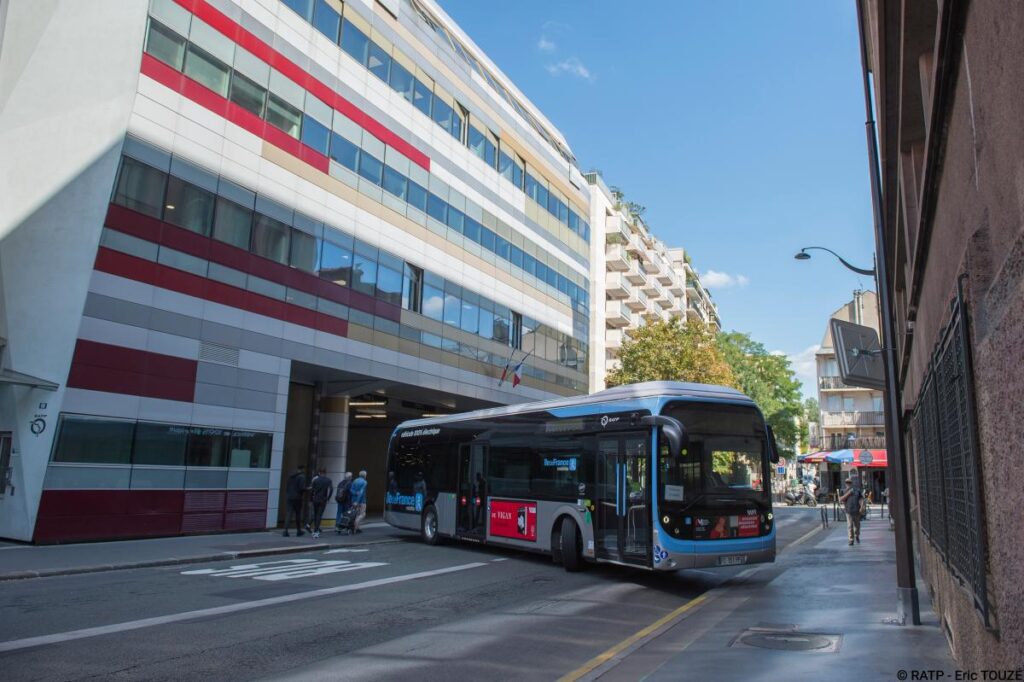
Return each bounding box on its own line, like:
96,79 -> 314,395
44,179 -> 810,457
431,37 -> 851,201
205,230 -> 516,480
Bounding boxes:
732,627 -> 842,653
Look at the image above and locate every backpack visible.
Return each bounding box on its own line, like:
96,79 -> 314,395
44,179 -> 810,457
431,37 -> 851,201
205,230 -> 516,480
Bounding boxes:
335,479 -> 351,504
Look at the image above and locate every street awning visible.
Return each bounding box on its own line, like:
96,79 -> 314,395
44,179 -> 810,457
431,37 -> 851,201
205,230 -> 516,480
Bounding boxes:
797,451 -> 829,463
0,368 -> 59,390
824,448 -> 888,468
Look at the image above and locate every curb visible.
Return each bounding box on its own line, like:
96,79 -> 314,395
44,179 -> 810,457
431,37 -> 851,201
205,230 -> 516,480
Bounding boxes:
0,537 -> 401,582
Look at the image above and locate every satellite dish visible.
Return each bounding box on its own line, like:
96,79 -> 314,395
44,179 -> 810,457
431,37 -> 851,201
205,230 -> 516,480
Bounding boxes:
830,319 -> 885,390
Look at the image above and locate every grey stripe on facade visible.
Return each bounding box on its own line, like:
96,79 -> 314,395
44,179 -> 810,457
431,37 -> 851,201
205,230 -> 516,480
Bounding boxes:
194,0 -> 589,270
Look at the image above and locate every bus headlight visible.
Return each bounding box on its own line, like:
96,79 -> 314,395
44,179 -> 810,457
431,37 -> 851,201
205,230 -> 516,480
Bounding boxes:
767,512 -> 773,521
662,515 -> 670,524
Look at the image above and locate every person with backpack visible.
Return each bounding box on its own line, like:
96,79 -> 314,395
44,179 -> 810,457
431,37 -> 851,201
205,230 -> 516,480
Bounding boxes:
348,470 -> 368,534
309,467 -> 333,538
334,471 -> 353,534
283,465 -> 306,537
839,477 -> 863,546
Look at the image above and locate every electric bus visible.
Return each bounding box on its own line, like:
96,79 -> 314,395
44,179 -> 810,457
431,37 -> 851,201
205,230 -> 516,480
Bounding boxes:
383,381 -> 779,571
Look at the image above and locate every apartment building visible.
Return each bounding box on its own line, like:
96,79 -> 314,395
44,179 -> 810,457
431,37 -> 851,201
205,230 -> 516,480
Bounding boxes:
814,290 -> 886,453
0,0 -> 591,542
585,172 -> 717,390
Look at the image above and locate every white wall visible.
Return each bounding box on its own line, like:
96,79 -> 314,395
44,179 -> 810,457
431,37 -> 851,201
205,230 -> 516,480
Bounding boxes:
0,0 -> 149,540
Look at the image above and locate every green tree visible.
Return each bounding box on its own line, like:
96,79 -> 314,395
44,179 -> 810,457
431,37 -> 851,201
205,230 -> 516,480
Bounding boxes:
606,319 -> 735,388
716,331 -> 805,457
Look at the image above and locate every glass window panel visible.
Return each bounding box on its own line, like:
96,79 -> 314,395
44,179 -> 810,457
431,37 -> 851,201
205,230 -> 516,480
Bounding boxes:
498,150 -> 513,180
407,180 -> 427,212
512,159 -> 524,190
524,172 -> 539,202
251,214 -> 291,264
290,229 -> 318,272
495,235 -> 510,260
402,263 -> 422,311
145,19 -> 187,70
358,151 -> 384,185
133,423 -> 188,466
163,176 -> 215,236
422,283 -> 444,321
186,427 -> 231,467
478,307 -> 495,340
382,165 -> 407,199
389,60 -> 414,102
351,252 -> 377,295
212,197 -> 252,249
481,227 -> 495,252
329,132 -> 359,171
460,300 -> 479,334
311,0 -> 340,42
484,138 -> 496,168
367,41 -> 390,82
376,265 -> 403,305
228,71 -> 266,118
340,19 -> 369,64
300,115 -> 330,155
558,199 -> 569,224
524,255 -> 537,277
451,107 -> 463,141
536,183 -> 549,211
113,156 -> 167,218
443,292 -> 461,327
468,125 -> 486,161
431,96 -> 453,132
547,191 -> 559,216
317,239 -> 352,286
462,217 -> 480,243
53,418 -> 134,464
568,210 -> 580,232
493,312 -> 510,345
510,245 -> 523,269
426,193 -> 447,223
184,43 -> 230,97
266,93 -> 302,138
412,78 -> 432,117
282,0 -> 314,20
446,207 -> 464,234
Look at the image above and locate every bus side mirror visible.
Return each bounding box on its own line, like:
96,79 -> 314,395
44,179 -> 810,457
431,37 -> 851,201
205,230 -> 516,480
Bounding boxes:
640,415 -> 689,457
766,425 -> 780,464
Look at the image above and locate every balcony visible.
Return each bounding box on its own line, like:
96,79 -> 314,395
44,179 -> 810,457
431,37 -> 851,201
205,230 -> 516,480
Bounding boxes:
818,376 -> 873,391
605,300 -> 630,328
625,289 -> 648,311
656,293 -> 672,309
668,306 -> 685,320
821,411 -> 886,427
625,260 -> 648,285
605,215 -> 629,244
605,328 -> 624,350
642,277 -> 661,296
641,258 -> 660,274
605,244 -> 630,272
687,301 -> 708,322
604,272 -> 631,299
657,267 -> 674,286
668,278 -> 685,295
823,434 -> 887,450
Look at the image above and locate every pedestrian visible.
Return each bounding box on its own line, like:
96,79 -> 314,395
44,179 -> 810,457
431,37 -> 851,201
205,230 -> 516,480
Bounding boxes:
309,467 -> 333,538
349,470 -> 368,534
304,469 -> 319,533
839,477 -> 863,546
283,464 -> 306,537
334,472 -> 353,534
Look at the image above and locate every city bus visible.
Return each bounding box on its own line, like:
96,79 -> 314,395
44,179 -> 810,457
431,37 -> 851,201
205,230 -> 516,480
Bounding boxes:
383,381 -> 779,571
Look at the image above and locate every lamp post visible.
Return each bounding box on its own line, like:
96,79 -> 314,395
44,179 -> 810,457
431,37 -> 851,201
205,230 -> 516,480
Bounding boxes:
794,244 -> 921,625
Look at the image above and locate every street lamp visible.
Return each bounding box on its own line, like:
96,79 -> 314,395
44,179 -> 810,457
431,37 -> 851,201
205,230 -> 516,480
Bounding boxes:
793,247 -> 875,277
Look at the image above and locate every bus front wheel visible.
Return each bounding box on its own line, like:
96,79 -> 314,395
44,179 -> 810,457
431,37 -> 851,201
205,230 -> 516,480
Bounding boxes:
421,505 -> 441,546
560,518 -> 583,572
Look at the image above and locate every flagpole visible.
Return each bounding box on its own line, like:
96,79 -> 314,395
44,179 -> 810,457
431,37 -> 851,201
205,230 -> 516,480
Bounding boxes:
497,347 -> 517,387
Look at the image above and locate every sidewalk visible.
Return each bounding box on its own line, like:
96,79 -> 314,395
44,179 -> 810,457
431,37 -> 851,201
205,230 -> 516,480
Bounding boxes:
597,514 -> 956,681
0,516 -> 398,581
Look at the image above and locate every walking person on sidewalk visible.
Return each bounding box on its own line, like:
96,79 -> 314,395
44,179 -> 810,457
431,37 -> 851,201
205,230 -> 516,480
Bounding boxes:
839,477 -> 863,545
309,468 -> 333,538
283,465 -> 306,537
334,472 -> 353,534
349,470 -> 368,534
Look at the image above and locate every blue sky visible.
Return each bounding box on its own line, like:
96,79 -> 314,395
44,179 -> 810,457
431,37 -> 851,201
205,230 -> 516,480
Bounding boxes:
440,1 -> 878,398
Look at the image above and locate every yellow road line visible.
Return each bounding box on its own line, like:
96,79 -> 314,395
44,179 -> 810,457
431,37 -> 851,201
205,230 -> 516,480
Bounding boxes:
557,593 -> 709,682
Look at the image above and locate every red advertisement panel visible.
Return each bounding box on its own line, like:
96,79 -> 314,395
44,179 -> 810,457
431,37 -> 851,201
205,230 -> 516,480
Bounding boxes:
737,514 -> 760,537
489,499 -> 537,542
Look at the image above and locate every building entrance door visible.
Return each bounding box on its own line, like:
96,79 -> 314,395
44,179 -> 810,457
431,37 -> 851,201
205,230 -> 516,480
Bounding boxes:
0,433 -> 11,498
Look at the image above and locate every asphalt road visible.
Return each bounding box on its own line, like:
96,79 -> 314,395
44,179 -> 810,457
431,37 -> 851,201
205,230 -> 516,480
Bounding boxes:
1,508 -> 822,681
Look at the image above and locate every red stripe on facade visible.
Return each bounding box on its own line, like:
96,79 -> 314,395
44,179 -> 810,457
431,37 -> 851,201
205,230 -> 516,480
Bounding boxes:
93,247 -> 352,338
172,0 -> 431,172
140,54 -> 330,174
68,339 -> 198,402
103,204 -> 402,323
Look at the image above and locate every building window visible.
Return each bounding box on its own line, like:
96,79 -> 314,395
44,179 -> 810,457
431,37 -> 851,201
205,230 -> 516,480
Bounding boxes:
426,193 -> 447,223
230,431 -> 272,468
52,417 -> 134,465
329,132 -> 360,171
186,427 -> 230,466
318,237 -> 353,286
266,93 -> 302,138
431,97 -> 453,134
412,78 -> 432,117
382,165 -> 407,200
282,0 -> 315,21
145,19 -> 187,70
402,263 -> 422,312
289,229 -> 318,272
183,43 -> 231,97
367,41 -> 391,82
164,176 -> 215,236
311,0 -> 341,42
251,214 -> 291,264
113,156 -> 168,218
300,115 -> 331,156
132,423 -> 188,466
443,289 -> 461,328
389,61 -> 414,103
357,151 -> 384,185
351,242 -> 378,296
340,19 -> 369,65
375,253 -> 403,305
227,71 -> 266,119
212,197 -> 253,250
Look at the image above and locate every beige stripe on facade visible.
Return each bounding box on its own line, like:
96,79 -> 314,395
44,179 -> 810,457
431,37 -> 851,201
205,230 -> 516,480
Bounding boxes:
260,142 -> 572,320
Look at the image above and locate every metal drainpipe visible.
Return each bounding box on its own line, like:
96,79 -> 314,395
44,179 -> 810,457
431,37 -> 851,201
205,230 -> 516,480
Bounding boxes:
855,0 -> 920,625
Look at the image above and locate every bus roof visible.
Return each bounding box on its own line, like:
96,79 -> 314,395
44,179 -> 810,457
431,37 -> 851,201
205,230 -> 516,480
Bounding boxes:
395,381 -> 754,430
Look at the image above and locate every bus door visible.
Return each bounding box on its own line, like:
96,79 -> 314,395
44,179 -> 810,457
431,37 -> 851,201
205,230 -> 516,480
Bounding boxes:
595,434 -> 651,566
457,442 -> 487,537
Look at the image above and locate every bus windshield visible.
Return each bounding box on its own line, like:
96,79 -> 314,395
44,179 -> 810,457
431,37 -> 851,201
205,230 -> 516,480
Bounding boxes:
659,401 -> 769,508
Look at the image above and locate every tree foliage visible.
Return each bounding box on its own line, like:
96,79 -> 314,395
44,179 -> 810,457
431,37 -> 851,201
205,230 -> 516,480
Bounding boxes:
716,331 -> 805,458
606,319 -> 735,388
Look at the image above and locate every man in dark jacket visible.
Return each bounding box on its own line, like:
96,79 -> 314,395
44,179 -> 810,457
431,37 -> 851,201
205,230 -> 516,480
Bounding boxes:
283,465 -> 306,537
309,467 -> 333,538
839,477 -> 863,546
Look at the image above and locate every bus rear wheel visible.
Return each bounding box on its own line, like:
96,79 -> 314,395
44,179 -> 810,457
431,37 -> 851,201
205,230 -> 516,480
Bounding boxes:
421,505 -> 441,546
560,518 -> 582,572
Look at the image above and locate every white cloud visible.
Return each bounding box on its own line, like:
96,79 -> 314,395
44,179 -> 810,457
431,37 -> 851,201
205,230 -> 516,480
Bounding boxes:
545,57 -> 594,81
701,270 -> 750,288
784,344 -> 822,398
537,36 -> 556,52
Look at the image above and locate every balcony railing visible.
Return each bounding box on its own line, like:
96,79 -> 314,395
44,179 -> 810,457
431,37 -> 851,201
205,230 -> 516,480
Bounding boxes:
821,411 -> 886,427
822,434 -> 886,450
818,376 -> 873,390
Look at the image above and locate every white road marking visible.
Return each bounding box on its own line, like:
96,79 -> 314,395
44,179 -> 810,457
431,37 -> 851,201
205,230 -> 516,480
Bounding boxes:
181,559 -> 386,581
490,558 -> 508,562
324,548 -> 370,554
0,561 -> 488,653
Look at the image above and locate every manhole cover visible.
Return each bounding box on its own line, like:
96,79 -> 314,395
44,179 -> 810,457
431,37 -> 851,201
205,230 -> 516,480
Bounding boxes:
732,628 -> 841,653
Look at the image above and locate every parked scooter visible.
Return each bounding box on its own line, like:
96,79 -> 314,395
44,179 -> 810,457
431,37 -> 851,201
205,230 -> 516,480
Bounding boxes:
784,484 -> 817,507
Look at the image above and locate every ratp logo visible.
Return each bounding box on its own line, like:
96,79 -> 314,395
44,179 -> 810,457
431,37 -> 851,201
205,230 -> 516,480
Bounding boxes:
600,415 -> 609,427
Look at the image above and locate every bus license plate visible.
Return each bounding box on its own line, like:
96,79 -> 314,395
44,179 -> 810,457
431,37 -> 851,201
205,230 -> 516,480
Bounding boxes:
718,555 -> 748,566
